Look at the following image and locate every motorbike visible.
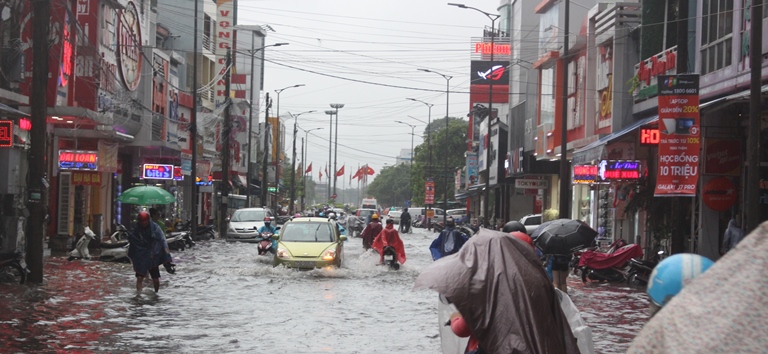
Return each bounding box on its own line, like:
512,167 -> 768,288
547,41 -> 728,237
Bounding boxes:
68,226 -> 131,263
257,231 -> 275,255
175,220 -> 215,241
166,231 -> 194,251
572,239 -> 627,275
381,245 -> 400,270
578,243 -> 644,283
0,251 -> 29,284
626,250 -> 665,286
349,218 -> 364,238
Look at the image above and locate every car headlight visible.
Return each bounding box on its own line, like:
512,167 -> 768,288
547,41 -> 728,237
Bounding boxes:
276,248 -> 291,259
227,224 -> 236,232
322,249 -> 336,261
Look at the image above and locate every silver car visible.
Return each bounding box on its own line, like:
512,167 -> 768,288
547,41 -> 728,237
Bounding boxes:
226,208 -> 275,243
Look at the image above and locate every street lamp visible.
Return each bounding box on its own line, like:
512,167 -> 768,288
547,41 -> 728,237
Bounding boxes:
330,103 -> 345,199
288,110 -> 316,215
299,126 -> 323,212
273,84 -> 305,209
417,68 -> 453,226
324,110 -> 335,201
448,2 -> 498,227
406,97 -> 435,229
395,120 -> 416,205
240,42 -> 289,208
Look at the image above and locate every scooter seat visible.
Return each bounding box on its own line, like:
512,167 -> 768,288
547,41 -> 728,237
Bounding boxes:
100,241 -> 128,249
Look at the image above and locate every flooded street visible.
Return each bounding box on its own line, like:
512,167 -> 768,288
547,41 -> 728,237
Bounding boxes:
1,227 -> 648,353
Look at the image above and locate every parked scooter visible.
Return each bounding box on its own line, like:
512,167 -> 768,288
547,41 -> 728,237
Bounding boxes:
381,245 -> 400,270
626,250 -> 664,286
175,220 -> 215,241
0,251 -> 29,284
69,227 -> 98,261
70,226 -> 130,262
166,231 -> 194,251
578,243 -> 643,283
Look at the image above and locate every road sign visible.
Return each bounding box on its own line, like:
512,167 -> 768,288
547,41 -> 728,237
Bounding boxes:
425,179 -> 435,204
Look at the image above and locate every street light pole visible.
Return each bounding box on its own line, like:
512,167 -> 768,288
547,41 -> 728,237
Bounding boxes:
330,103 -> 345,200
449,3 -> 498,227
273,84 -> 305,210
406,97 -> 434,229
395,120 -> 416,204
416,69 -> 453,225
288,110 -> 316,215
300,127 -> 323,212
243,42 -> 288,208
324,110 -> 335,201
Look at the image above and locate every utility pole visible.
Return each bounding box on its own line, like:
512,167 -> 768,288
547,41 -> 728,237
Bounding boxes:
288,110 -> 315,214
218,49 -> 232,238
746,0 -> 763,231
190,0 -> 200,238
261,93 -> 271,207
325,110 -> 335,201
330,103 -> 344,198
26,0 -> 51,283
558,0 -> 571,220
299,137 -> 305,212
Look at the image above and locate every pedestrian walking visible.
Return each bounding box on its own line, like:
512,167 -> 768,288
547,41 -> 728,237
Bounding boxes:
128,211 -> 174,293
721,215 -> 745,254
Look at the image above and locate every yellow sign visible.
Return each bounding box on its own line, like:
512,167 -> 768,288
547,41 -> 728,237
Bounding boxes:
72,171 -> 102,186
426,209 -> 435,218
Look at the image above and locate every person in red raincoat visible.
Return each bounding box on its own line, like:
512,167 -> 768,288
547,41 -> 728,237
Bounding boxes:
372,219 -> 407,265
360,213 -> 383,250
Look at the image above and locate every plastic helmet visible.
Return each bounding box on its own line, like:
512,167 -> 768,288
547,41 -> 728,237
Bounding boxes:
328,212 -> 337,220
502,220 -> 527,234
319,212 -> 326,217
294,213 -> 301,218
371,214 -> 379,220
264,217 -> 271,224
647,253 -> 715,308
446,217 -> 455,228
138,211 -> 150,227
509,231 -> 534,248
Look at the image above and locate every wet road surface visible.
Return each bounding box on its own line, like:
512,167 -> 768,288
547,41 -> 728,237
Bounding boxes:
1,227 -> 648,353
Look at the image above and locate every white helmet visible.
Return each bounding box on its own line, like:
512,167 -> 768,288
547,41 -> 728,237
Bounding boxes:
328,212 -> 337,220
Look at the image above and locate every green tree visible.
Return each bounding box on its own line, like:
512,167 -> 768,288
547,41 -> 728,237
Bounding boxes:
367,163 -> 411,207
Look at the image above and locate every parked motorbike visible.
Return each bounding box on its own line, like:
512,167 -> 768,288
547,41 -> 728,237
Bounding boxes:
381,246 -> 400,270
626,250 -> 665,286
572,239 -> 627,275
0,251 -> 29,284
257,231 -> 275,255
578,243 -> 643,283
166,231 -> 194,251
175,220 -> 215,241
69,226 -> 130,262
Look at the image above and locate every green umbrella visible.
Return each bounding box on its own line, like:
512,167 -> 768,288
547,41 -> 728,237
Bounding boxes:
117,185 -> 176,205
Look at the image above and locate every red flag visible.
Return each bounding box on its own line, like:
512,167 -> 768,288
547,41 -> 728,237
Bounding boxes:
305,162 -> 312,174
365,166 -> 375,175
319,170 -> 323,181
352,167 -> 364,180
336,165 -> 345,177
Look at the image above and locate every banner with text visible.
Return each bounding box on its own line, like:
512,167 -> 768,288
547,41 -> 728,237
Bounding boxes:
654,74 -> 700,196
425,178 -> 435,205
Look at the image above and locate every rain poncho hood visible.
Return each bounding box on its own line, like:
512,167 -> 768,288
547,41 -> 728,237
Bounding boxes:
628,221 -> 768,353
128,221 -> 171,275
429,226 -> 469,260
372,223 -> 406,264
415,229 -> 579,354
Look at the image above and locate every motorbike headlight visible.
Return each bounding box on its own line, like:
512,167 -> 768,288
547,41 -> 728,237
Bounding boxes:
322,249 -> 336,261
277,248 -> 291,259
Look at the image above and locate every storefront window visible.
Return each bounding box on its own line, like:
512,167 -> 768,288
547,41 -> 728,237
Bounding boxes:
540,67 -> 555,126
701,0 -> 734,74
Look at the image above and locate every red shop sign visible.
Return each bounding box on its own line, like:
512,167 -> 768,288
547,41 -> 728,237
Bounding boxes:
702,177 -> 737,212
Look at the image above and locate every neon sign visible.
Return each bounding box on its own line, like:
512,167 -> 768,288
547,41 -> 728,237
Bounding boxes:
597,160 -> 641,181
143,164 -> 174,179
640,128 -> 660,145
474,42 -> 511,56
195,176 -> 213,186
58,150 -> 98,170
0,120 -> 12,147
19,118 -> 31,131
573,165 -> 598,184
59,14 -> 73,87
173,166 -> 183,181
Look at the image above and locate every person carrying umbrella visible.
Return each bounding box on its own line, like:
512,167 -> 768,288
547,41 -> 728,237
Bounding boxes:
128,211 -> 174,293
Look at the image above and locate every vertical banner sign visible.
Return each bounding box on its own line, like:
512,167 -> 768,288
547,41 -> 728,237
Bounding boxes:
654,75 -> 700,196
425,178 -> 435,205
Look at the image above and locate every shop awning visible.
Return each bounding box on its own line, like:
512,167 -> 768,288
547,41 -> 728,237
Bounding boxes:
700,84 -> 768,111
456,185 -> 485,200
0,103 -> 29,117
572,115 -> 659,165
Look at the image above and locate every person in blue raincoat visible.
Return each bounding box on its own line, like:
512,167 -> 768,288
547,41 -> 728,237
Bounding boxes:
328,212 -> 347,239
257,217 -> 279,251
129,211 -> 174,293
429,217 -> 469,261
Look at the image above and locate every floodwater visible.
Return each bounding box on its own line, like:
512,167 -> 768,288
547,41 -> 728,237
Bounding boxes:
0,227 -> 648,353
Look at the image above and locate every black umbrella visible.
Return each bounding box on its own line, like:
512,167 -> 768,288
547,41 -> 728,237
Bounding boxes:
533,218 -> 597,255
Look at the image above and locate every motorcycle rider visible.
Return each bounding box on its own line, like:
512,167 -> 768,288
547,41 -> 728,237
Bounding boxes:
360,213 -> 383,250
429,217 -> 469,261
257,217 -> 278,252
372,218 -> 406,266
400,208 -> 412,234
328,212 -> 347,236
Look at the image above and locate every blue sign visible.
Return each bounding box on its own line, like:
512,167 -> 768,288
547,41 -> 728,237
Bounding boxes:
143,164 -> 174,179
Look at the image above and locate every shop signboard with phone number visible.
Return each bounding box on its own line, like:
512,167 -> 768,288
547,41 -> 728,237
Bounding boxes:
654,74 -> 700,196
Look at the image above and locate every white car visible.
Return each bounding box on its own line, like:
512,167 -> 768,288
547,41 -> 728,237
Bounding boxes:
388,209 -> 403,224
520,214 -> 542,235
226,208 -> 275,243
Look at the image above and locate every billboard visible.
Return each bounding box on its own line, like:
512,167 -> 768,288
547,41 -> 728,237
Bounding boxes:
654,75 -> 700,196
470,60 -> 510,85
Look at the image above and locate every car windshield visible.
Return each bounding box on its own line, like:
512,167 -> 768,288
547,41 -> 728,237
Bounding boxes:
232,210 -> 267,222
280,222 -> 335,242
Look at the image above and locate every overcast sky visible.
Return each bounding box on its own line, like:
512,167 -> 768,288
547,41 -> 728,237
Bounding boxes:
237,0 -> 498,185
